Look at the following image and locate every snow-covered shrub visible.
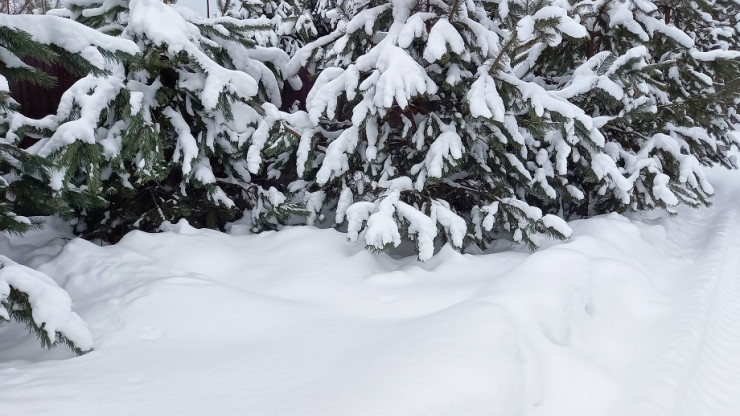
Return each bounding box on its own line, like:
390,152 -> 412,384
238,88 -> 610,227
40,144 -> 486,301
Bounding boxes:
8,0 -> 306,241
0,255 -> 93,355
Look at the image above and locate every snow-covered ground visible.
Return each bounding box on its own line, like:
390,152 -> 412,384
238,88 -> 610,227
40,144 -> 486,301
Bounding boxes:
1,168 -> 740,416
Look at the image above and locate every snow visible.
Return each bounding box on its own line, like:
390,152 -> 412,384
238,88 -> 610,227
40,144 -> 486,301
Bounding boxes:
30,75 -> 126,158
691,49 -> 740,61
421,128 -> 464,178
164,106 -> 199,176
430,200 -> 466,248
608,2 -> 650,41
126,0 -> 259,109
370,44 -> 437,109
364,190 -> 402,251
335,186 -> 354,224
396,201 -> 437,261
517,6 -> 588,45
315,126 -> 360,185
423,18 -> 466,63
555,52 -> 625,101
3,168 -> 740,415
635,13 -> 693,48
0,14 -> 139,68
467,71 -> 506,121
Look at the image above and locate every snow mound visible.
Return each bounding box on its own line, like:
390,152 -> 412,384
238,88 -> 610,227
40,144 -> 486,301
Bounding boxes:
2,168 -> 740,415
0,216 -> 672,415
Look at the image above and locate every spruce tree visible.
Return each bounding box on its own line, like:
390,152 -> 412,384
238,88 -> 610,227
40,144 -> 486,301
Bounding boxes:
0,14 -> 132,355
524,0 -> 740,216
249,0 -> 740,260
0,14 -> 137,234
13,0 -> 301,241
0,23 -> 68,235
228,0 -> 319,56
250,0 -> 622,260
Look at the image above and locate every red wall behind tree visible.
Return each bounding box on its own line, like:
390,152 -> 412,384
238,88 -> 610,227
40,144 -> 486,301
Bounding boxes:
9,59 -> 80,120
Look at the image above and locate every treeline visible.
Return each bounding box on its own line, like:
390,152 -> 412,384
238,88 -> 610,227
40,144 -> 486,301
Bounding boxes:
1,0 -> 739,260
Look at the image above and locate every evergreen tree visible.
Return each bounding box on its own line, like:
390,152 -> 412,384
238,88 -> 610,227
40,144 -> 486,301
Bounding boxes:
12,0 -> 300,241
249,0 -> 612,260
229,0 -> 319,56
0,14 -> 132,355
5,0 -> 734,262
0,14 -> 137,235
250,0 -> 740,260
0,23 -> 66,235
525,0 -> 740,216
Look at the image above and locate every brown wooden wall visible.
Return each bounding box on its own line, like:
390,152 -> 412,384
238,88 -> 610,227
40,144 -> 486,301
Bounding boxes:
9,58 -> 80,119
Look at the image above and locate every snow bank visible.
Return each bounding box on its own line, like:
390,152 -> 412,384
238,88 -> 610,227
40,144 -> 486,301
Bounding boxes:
2,168 -> 740,415
0,221 -> 668,415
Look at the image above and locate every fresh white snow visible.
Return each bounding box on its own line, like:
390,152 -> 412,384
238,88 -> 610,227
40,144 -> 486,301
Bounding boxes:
1,168 -> 740,415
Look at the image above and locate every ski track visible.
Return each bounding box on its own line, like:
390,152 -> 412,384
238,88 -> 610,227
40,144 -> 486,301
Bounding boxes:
632,192 -> 740,416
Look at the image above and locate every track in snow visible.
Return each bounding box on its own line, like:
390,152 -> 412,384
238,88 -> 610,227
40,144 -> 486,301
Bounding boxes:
632,191 -> 740,416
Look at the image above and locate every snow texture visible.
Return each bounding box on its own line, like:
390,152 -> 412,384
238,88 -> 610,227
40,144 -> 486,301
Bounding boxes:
2,168 -> 740,415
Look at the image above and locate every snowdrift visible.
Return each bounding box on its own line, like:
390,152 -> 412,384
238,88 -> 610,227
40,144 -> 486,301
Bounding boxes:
1,170 -> 740,415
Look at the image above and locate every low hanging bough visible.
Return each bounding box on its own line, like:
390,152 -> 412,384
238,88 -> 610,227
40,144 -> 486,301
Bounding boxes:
0,256 -> 93,355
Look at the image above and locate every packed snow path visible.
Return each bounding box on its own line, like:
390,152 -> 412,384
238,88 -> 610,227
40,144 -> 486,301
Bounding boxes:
631,188 -> 740,416
2,170 -> 740,415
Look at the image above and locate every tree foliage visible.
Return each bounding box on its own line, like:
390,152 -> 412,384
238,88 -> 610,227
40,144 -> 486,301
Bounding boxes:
5,0 -> 306,241
2,0 -> 739,259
